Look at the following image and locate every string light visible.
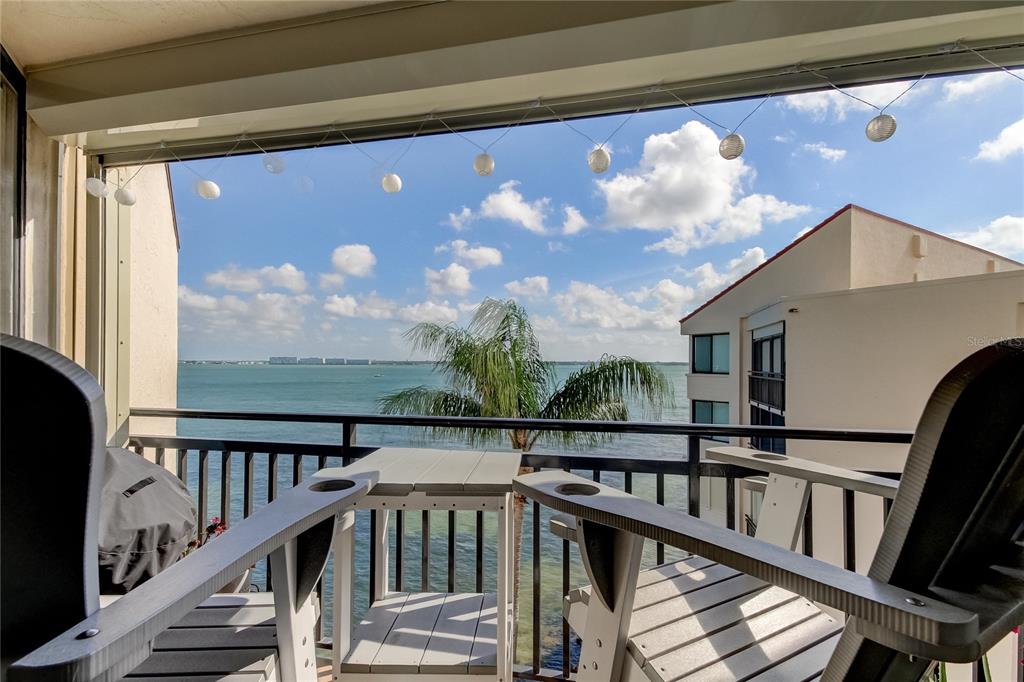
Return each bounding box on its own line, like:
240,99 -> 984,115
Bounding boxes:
439,104 -> 536,177
85,177 -> 109,198
165,144 -> 224,200
544,88 -> 656,174
663,87 -> 774,160
247,136 -> 287,174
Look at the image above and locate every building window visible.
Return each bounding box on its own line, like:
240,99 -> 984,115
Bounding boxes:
1,48 -> 25,337
692,333 -> 729,374
693,399 -> 729,442
750,405 -> 786,454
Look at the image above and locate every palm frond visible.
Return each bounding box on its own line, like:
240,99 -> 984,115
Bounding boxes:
377,386 -> 503,447
534,355 -> 672,448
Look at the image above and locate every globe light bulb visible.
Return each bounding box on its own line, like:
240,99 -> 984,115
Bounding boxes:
195,179 -> 221,200
866,113 -> 897,142
381,173 -> 403,193
85,177 -> 109,198
113,188 -> 136,206
262,153 -> 286,174
719,133 -> 745,160
588,147 -> 611,174
473,153 -> 495,176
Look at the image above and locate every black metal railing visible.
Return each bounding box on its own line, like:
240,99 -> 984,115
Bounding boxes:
128,407 -> 911,681
749,370 -> 785,410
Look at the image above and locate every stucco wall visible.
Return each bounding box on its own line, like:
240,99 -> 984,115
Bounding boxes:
22,117 -> 59,348
127,164 -> 178,440
849,208 -> 1021,288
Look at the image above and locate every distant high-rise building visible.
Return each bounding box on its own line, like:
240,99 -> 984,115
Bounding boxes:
325,358 -> 346,365
269,356 -> 298,365
298,357 -> 325,365
347,359 -> 371,365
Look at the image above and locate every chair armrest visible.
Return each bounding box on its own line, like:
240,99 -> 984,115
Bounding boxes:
549,513 -> 578,543
513,470 -> 977,652
707,446 -> 899,499
9,473 -> 371,682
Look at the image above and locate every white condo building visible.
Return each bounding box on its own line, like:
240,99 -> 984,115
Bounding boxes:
680,204 -> 1023,572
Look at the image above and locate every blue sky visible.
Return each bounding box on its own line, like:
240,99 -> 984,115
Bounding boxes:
172,71 -> 1024,361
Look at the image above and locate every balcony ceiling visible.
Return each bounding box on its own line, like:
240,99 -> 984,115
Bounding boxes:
5,1 -> 1022,163
0,0 -> 390,68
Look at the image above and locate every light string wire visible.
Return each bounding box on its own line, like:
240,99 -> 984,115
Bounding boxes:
957,40 -> 1024,84
388,115 -> 430,171
437,104 -> 535,153
542,85 -> 659,150
111,40 -> 1022,166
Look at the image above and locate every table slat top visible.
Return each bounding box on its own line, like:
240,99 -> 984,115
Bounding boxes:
318,447 -> 521,496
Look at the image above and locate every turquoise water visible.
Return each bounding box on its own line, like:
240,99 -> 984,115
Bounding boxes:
175,363 -> 692,669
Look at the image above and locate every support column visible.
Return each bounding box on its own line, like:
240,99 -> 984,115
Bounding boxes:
270,538 -> 319,682
332,510 -> 356,680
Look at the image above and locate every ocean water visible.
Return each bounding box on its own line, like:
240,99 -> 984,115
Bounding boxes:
175,363 -> 692,669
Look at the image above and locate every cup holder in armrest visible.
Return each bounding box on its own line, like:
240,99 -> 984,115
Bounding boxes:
555,483 -> 600,496
752,453 -> 788,461
309,479 -> 357,492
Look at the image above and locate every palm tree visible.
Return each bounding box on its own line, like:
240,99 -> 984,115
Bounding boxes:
379,297 -> 672,647
379,297 -> 672,450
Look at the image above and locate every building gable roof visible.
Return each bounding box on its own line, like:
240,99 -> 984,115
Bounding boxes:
678,204 -> 1022,326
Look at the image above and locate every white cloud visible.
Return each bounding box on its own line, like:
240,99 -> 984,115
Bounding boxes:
684,247 -> 767,298
802,142 -> 847,162
447,206 -> 473,231
331,244 -> 376,277
552,280 -> 679,329
547,241 -> 570,253
975,118 -> 1024,162
950,215 -> 1024,258
772,133 -> 792,143
479,180 -> 551,234
318,272 -> 345,291
323,291 -> 398,320
178,285 -> 218,311
323,294 -> 358,317
597,121 -> 809,255
505,276 -> 549,299
205,263 -> 308,293
781,80 -> 931,121
435,239 -> 503,269
942,72 -> 1012,101
179,287 -> 312,337
425,263 -> 473,296
399,301 -> 459,324
562,205 -> 589,235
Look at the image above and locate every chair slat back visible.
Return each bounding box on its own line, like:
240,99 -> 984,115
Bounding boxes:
825,339 -> 1024,679
0,335 -> 107,676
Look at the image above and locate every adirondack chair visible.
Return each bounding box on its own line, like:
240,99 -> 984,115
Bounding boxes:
1,334 -> 371,682
516,339 -> 1024,682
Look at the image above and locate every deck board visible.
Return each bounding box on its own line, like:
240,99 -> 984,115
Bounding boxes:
419,593 -> 485,674
468,592 -> 498,674
341,592 -> 410,673
371,592 -> 447,674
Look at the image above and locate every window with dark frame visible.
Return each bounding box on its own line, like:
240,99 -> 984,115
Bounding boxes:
692,399 -> 729,442
691,333 -> 729,374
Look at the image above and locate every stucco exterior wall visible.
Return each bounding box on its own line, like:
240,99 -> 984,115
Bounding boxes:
127,164 -> 178,441
849,208 -> 1020,288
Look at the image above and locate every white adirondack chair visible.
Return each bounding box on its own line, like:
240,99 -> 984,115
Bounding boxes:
2,335 -> 370,682
521,339 -> 1024,682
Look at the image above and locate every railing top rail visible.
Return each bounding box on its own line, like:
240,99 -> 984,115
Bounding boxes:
130,407 -> 913,443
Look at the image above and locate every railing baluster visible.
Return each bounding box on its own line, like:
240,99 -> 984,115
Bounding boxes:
803,489 -> 814,557
725,475 -> 736,531
198,450 -> 209,529
220,451 -> 232,527
292,454 -> 302,485
177,449 -> 188,483
592,469 -> 600,483
562,520 -> 570,677
843,489 -> 856,571
656,472 -> 665,565
421,510 -> 430,592
266,452 -> 278,588
532,498 -> 541,673
474,510 -> 483,593
447,510 -> 456,593
395,510 -> 404,592
243,452 -> 254,518
687,435 -> 701,518
155,447 -> 165,467
369,511 -> 378,606
624,470 -> 632,494
317,454 -> 327,471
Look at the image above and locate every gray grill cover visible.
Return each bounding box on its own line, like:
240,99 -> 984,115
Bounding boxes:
98,448 -> 197,593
